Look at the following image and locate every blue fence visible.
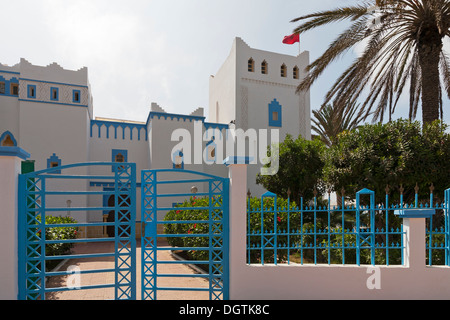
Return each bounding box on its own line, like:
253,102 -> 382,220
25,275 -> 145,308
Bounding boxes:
18,162 -> 136,300
247,188 -> 450,266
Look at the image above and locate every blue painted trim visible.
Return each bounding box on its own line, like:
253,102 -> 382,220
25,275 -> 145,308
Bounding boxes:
20,77 -> 88,88
0,130 -> 18,146
204,122 -> 229,131
395,209 -> 436,218
0,76 -> 19,97
18,98 -> 88,108
0,69 -> 20,75
0,146 -> 30,160
90,119 -> 147,141
27,84 -> 36,99
73,89 -> 81,103
50,87 -> 59,101
268,99 -> 282,127
223,156 -> 253,166
149,111 -> 205,122
47,153 -> 62,174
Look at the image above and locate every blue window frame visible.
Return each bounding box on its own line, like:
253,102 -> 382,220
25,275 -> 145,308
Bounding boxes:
0,131 -> 17,146
112,149 -> 128,172
47,153 -> 62,174
73,90 -> 81,103
50,87 -> 59,101
268,99 -> 282,127
27,85 -> 36,99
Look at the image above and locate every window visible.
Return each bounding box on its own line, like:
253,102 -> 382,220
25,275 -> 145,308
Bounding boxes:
261,60 -> 268,75
281,64 -> 287,77
50,87 -> 59,101
73,90 -> 81,103
112,149 -> 128,172
11,83 -> 18,96
50,162 -> 59,168
47,153 -> 62,174
248,58 -> 254,72
0,82 -> 5,94
115,153 -> 125,163
0,131 -> 17,146
293,66 -> 299,79
268,99 -> 282,127
1,135 -> 14,146
272,111 -> 279,121
28,85 -> 36,99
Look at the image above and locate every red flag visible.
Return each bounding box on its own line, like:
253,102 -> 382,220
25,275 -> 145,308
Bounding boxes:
282,33 -> 300,45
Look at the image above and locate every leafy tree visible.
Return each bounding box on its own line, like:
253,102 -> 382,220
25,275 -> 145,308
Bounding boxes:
291,0 -> 450,124
256,134 -> 326,204
323,119 -> 450,204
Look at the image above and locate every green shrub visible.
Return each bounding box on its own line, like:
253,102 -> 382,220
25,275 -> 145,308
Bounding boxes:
36,215 -> 78,270
164,196 -> 216,262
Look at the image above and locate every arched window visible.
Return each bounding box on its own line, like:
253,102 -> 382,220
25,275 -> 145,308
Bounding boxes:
293,66 -> 299,79
248,58 -> 254,72
281,64 -> 287,77
0,131 -> 17,147
261,60 -> 268,75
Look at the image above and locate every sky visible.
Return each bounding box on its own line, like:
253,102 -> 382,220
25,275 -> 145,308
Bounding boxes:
1,0 -> 449,124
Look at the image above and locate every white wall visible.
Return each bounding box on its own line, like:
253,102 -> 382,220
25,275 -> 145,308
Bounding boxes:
228,164 -> 450,300
210,38 -> 312,197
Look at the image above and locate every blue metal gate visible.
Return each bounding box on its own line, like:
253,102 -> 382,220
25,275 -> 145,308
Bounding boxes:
18,162 -> 136,300
141,169 -> 229,300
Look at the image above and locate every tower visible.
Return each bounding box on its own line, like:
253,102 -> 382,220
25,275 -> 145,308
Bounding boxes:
209,37 -> 311,196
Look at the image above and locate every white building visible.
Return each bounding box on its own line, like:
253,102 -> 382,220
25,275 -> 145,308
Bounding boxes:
0,37 -> 311,236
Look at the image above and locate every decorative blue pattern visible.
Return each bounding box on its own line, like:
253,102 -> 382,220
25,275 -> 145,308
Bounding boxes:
268,99 -> 282,127
90,120 -> 148,141
0,76 -> 19,97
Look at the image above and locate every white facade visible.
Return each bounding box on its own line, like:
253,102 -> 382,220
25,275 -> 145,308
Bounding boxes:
0,38 -> 311,227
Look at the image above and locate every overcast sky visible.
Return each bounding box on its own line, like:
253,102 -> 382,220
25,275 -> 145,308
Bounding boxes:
1,0 -> 449,124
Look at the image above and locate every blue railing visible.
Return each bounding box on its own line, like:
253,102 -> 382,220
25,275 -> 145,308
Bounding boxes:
247,188 -> 450,266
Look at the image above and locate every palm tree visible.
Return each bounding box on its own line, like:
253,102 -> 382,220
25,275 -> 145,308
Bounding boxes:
292,0 -> 450,124
312,101 -> 366,147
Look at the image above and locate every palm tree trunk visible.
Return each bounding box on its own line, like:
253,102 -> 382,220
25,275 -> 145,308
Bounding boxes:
419,43 -> 442,124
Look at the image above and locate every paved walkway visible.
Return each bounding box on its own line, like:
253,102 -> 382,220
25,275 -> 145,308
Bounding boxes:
46,239 -> 209,300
